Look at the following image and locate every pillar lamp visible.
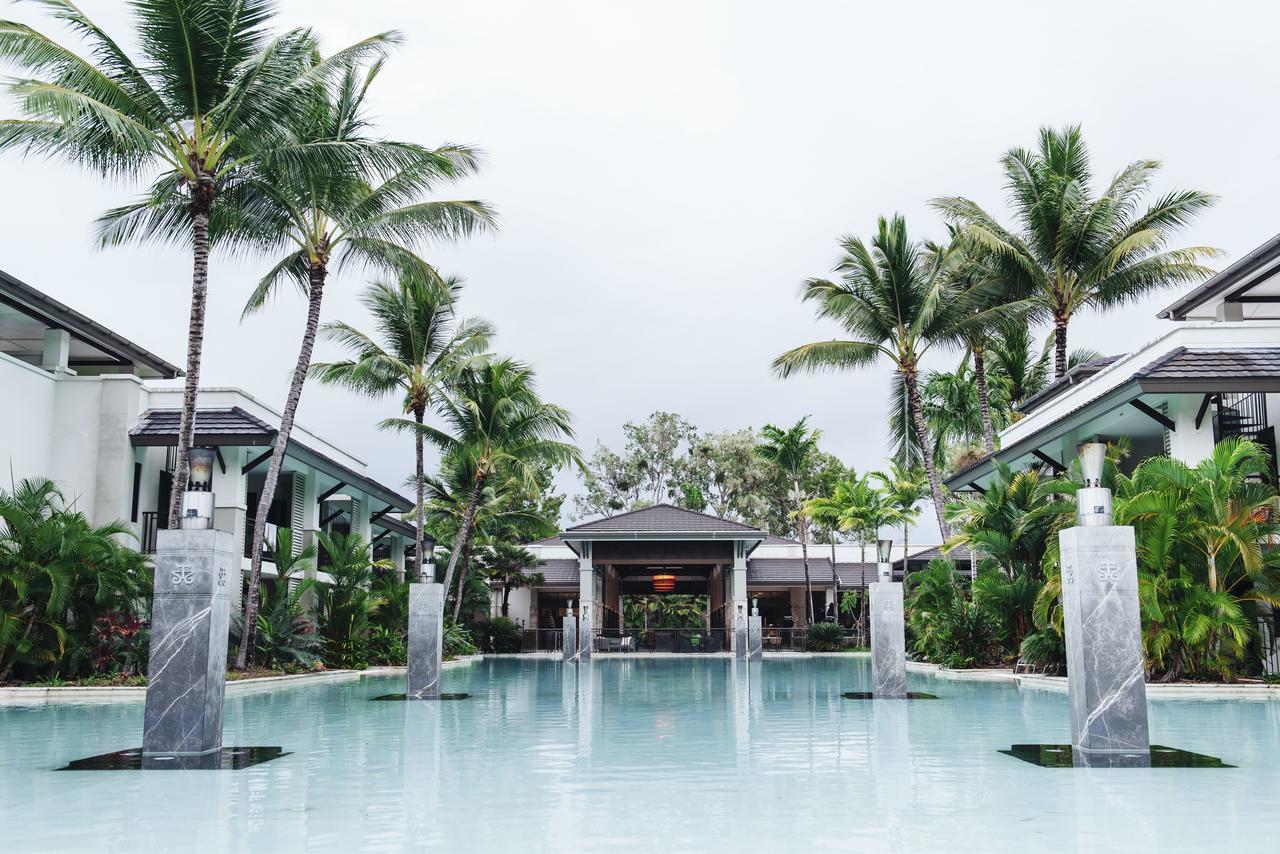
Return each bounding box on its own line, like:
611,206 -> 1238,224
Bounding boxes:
1076,441 -> 1111,526
181,446 -> 216,530
420,533 -> 438,583
876,538 -> 893,581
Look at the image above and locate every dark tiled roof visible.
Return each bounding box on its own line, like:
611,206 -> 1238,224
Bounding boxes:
1135,347 -> 1280,381
1016,356 -> 1122,414
527,535 -> 566,547
562,504 -> 764,536
896,545 -> 972,567
130,407 -> 412,511
130,407 -> 273,444
760,534 -> 800,545
527,559 -> 579,585
747,557 -> 833,585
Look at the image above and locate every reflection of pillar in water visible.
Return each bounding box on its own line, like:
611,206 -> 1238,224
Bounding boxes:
577,659 -> 594,760
869,698 -> 910,819
731,659 -> 750,764
400,695 -> 444,845
747,659 -> 764,712
734,600 -> 748,659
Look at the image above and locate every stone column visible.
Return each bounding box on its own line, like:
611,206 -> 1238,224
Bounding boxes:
578,544 -> 594,659
392,537 -> 407,583
1060,525 -> 1149,755
1060,442 -> 1150,759
143,528 -> 234,756
870,567 -> 906,697
562,606 -> 577,662
406,582 -> 444,700
747,606 -> 763,662
732,542 -> 748,655
579,601 -> 594,660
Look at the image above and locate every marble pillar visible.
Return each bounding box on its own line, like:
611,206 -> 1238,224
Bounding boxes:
1059,525 -> 1150,754
562,613 -> 577,662
747,614 -> 763,661
406,582 -> 444,700
733,600 -> 748,660
142,528 -> 234,756
579,602 -> 593,660
870,581 -> 906,698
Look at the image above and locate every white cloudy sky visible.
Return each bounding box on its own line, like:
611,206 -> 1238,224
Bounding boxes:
3,1 -> 1279,543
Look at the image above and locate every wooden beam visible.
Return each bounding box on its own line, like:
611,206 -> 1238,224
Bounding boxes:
214,447 -> 226,474
1131,398 -> 1176,431
241,448 -> 272,474
967,482 -> 987,494
320,508 -> 347,527
1031,449 -> 1066,474
317,481 -> 346,504
372,530 -> 389,545
1195,393 -> 1214,430
369,505 -> 395,524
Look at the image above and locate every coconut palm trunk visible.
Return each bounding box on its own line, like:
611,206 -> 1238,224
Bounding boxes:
796,490 -> 814,624
1053,311 -> 1069,379
451,525 -> 478,624
413,406 -> 427,580
236,263 -> 327,668
168,177 -> 216,528
440,475 -> 485,613
903,366 -> 950,539
973,344 -> 996,453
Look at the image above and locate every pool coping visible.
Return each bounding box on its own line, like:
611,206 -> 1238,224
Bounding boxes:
906,661 -> 1280,700
0,656 -> 484,706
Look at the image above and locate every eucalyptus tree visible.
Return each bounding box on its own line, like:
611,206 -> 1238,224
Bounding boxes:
754,418 -> 822,624
933,125 -> 1219,378
773,216 -> 1016,537
412,359 -> 579,618
0,0 -> 393,527
311,275 -> 495,594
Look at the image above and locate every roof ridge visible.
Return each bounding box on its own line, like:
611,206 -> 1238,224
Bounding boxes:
562,502 -> 762,533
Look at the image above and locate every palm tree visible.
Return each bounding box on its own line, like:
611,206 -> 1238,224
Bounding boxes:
411,359 -> 579,622
480,542 -> 545,618
933,125 -> 1219,379
755,418 -> 821,624
194,55 -> 494,668
313,530 -> 390,668
311,275 -> 494,591
773,216 -> 1017,537
872,463 -> 926,571
0,1 -> 394,527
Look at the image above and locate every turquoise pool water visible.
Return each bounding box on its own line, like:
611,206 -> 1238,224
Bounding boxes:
2,657 -> 1277,852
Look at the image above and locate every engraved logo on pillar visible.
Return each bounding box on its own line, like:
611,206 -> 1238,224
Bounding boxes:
1097,561 -> 1120,582
1062,556 -> 1075,586
170,563 -> 196,586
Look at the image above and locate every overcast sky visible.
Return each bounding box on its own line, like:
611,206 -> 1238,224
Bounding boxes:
3,1 -> 1279,543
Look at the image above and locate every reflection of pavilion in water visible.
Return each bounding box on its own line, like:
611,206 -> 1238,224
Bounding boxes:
493,504 -> 924,653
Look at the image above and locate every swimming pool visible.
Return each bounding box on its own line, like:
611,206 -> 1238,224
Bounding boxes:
2,656 -> 1276,852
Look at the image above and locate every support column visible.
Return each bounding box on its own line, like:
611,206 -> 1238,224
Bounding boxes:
298,471 -> 320,614
143,527 -> 234,757
578,543 -> 594,659
870,561 -> 906,697
392,536 -> 407,583
732,540 -> 748,657
407,582 -> 444,699
211,446 -> 246,615
41,327 -> 70,371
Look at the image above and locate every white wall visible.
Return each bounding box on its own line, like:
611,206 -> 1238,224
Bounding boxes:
0,351 -> 57,488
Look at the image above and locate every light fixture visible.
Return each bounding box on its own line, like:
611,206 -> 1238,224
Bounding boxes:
876,538 -> 893,564
187,446 -> 216,492
652,573 -> 676,592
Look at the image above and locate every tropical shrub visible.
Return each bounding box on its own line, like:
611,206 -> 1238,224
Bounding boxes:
472,616 -> 523,653
314,532 -> 390,669
86,611 -> 149,676
367,626 -> 408,665
806,621 -> 846,651
921,600 -> 1003,669
0,478 -> 151,681
444,621 -> 479,659
231,529 -> 322,669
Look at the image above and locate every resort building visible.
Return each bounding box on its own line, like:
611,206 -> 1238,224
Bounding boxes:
0,268 -> 418,606
945,231 -> 1280,491
497,503 -> 934,651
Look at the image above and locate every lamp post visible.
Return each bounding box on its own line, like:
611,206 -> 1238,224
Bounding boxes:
870,537 -> 906,697
142,444 -> 235,763
1059,440 -> 1150,763
419,533 -> 437,583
